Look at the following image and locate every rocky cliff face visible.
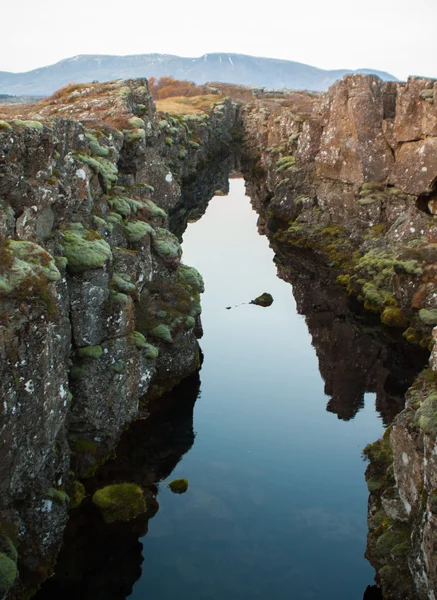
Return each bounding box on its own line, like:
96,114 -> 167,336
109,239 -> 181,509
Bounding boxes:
239,75 -> 437,599
0,79 -> 239,597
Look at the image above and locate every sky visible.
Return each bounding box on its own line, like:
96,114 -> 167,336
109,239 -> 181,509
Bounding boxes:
1,0 -> 436,80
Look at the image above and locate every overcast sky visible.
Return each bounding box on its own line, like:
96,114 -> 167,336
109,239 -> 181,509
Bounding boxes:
1,0 -> 436,80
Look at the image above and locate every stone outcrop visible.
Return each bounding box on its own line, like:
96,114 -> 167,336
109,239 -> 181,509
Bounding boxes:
239,74 -> 437,599
0,79 -> 239,597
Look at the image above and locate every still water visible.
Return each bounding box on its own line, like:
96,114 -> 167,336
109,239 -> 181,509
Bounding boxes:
131,178 -> 384,599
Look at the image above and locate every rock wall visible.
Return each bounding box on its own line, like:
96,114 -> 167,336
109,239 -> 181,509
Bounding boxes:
239,75 -> 437,599
0,79 -> 239,597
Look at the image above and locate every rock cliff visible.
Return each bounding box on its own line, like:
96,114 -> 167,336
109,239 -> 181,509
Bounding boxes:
239,75 -> 437,599
0,79 -> 239,597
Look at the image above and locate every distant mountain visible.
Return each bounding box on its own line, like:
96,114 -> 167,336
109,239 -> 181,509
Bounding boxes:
0,53 -> 398,97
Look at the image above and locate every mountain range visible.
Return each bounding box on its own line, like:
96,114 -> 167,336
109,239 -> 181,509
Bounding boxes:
0,53 -> 398,97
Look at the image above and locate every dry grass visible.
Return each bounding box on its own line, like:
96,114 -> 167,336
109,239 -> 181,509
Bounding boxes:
156,94 -> 220,115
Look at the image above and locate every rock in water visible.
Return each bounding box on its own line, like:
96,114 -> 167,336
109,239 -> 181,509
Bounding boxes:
250,293 -> 274,307
167,479 -> 189,494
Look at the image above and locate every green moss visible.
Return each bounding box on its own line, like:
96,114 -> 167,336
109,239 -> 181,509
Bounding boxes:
178,148 -> 187,160
75,154 -> 118,190
85,133 -> 110,157
143,342 -> 159,359
62,224 -> 112,271
77,345 -> 103,359
363,435 -> 392,469
108,197 -> 132,217
68,481 -> 86,510
132,331 -> 147,349
124,129 -> 146,143
0,120 -> 12,131
165,137 -> 174,147
92,483 -> 147,523
46,488 -> 70,505
0,553 -> 18,594
70,437 -> 97,454
380,306 -> 409,328
107,212 -> 123,224
0,239 -> 60,311
159,120 -> 169,130
149,324 -> 173,343
414,393 -> 437,437
123,220 -> 156,243
185,315 -> 196,329
178,264 -> 205,293
13,119 -> 44,131
376,526 -> 410,556
419,309 -> 437,326
168,478 -> 189,494
153,228 -> 182,262
189,141 -> 200,149
251,292 -> 274,307
276,156 -> 296,173
366,476 -> 385,492
111,273 -> 136,294
111,360 -> 126,374
70,363 -> 87,380
128,117 -> 145,129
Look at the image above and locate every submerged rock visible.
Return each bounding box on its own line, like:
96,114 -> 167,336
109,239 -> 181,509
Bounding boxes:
250,292 -> 274,307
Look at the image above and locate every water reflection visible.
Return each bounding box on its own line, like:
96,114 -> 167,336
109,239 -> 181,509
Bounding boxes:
272,245 -> 427,425
34,373 -> 200,600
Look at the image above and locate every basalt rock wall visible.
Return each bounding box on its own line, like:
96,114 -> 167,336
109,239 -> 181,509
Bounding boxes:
0,79 -> 239,597
240,75 -> 437,599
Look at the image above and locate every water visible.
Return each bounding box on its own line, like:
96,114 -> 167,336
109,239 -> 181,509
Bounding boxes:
130,179 -> 384,600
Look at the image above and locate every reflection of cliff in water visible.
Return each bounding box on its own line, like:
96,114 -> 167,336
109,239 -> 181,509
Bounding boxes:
35,372 -> 200,600
271,241 -> 428,425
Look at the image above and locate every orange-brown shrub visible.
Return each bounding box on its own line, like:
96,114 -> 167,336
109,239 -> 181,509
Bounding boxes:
148,77 -> 208,100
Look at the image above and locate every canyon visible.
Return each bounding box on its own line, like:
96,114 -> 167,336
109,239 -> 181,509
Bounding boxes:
1,73 -> 437,599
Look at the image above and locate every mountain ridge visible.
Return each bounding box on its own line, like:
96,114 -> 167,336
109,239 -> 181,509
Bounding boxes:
0,52 -> 398,96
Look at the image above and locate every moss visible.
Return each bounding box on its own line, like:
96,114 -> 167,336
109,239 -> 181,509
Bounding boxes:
132,331 -> 147,349
111,360 -> 126,374
189,141 -> 200,149
165,137 -> 174,147
0,553 -> 18,594
185,315 -> 196,329
414,393 -> 437,437
107,212 -> 123,224
0,239 -> 60,313
70,437 -> 97,454
380,306 -> 409,328
0,120 -> 12,131
124,129 -> 146,143
159,119 -> 169,130
62,224 -> 112,271
85,133 -> 109,157
178,264 -> 205,293
68,481 -> 86,510
336,274 -> 351,287
367,476 -> 385,492
168,478 -> 189,494
111,273 -> 136,294
75,154 -> 118,190
363,435 -> 392,469
13,119 -> 44,131
419,308 -> 437,326
108,197 -> 132,217
92,483 -> 147,523
376,526 -> 409,556
111,291 -> 129,306
123,220 -> 155,243
77,345 -> 103,359
153,228 -> 182,262
149,324 -> 173,343
128,116 -> 145,129
70,363 -> 87,380
420,89 -> 434,100
251,292 -> 274,307
178,148 -> 187,160
46,488 -> 70,505
143,342 -> 159,359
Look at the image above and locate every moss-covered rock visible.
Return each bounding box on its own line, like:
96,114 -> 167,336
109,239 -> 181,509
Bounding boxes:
45,488 -> 70,505
0,553 -> 18,594
178,264 -> 205,293
62,223 -> 112,271
92,483 -> 147,523
77,345 -> 103,359
251,292 -> 274,307
123,220 -> 155,243
168,478 -> 189,494
143,342 -> 159,359
419,308 -> 437,326
153,228 -> 182,262
0,239 -> 60,297
149,324 -> 173,343
111,273 -> 136,294
414,393 -> 437,437
68,481 -> 86,510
